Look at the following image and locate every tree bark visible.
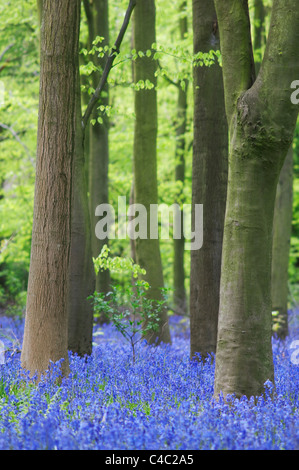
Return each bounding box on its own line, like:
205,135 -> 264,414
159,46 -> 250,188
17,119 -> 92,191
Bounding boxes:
86,0 -> 111,299
190,0 -> 228,359
133,0 -> 171,345
173,1 -> 188,315
271,147 -> 293,339
213,0 -> 299,399
67,2 -> 97,357
21,0 -> 81,377
251,0 -> 293,339
67,81 -> 95,356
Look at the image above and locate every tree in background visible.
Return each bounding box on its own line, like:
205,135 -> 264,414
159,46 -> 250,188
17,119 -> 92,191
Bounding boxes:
21,0 -> 82,377
83,0 -> 111,300
30,0 -> 95,359
251,0 -> 294,339
133,0 -> 170,345
69,0 -> 136,353
21,0 -> 137,374
67,69 -> 95,356
271,148 -> 293,338
0,1 -> 39,308
173,1 -> 188,315
190,0 -> 228,360
213,0 -> 299,399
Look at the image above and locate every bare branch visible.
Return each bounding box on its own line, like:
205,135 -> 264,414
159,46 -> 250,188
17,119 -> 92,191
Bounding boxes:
0,43 -> 15,62
0,122 -> 35,166
0,232 -> 17,256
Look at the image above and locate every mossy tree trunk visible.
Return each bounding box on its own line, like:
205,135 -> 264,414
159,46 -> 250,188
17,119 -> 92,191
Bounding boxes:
252,0 -> 293,339
21,0 -> 82,377
133,0 -> 171,345
213,0 -> 299,399
190,0 -> 228,359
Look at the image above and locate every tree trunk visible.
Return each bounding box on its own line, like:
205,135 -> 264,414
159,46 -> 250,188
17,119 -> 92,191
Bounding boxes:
271,147 -> 293,339
86,0 -> 111,298
251,0 -> 293,339
173,1 -> 188,315
133,0 -> 171,345
253,0 -> 266,67
213,0 -> 299,399
21,0 -> 81,377
37,0 -> 43,29
190,0 -> 228,359
67,83 -> 95,356
67,3 -> 96,357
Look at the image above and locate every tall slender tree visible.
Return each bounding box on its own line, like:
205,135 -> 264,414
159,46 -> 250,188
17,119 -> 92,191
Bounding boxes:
22,0 -> 136,374
67,80 -> 95,356
67,11 -> 95,356
252,0 -> 266,66
69,0 -> 136,352
84,0 -> 111,299
271,147 -> 293,338
213,0 -> 299,399
252,0 -> 293,339
133,0 -> 171,344
190,0 -> 228,359
173,1 -> 188,315
21,0 -> 81,376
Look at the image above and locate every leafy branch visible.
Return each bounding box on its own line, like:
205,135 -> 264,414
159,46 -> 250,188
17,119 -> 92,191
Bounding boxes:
81,0 -> 136,130
93,244 -> 146,279
90,281 -> 164,365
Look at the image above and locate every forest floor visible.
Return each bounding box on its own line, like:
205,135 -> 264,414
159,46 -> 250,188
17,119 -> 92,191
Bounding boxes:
0,309 -> 298,449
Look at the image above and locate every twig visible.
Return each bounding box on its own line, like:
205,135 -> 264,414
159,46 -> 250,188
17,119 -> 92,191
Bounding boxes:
157,60 -> 180,88
82,0 -> 136,130
0,232 -> 17,255
0,43 -> 15,62
167,304 -> 189,317
0,123 -> 35,167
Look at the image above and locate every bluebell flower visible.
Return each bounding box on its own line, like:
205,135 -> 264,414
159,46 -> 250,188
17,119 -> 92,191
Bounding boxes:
0,309 -> 298,449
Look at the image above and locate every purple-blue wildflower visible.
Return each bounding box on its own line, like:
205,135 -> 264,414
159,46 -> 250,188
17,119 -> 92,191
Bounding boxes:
0,311 -> 298,450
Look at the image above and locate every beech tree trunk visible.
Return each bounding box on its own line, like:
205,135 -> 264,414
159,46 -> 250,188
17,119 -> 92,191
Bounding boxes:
85,0 -> 111,298
213,0 -> 299,399
173,1 -> 188,315
190,0 -> 228,359
133,0 -> 171,345
67,0 -> 97,356
251,0 -> 293,338
21,0 -> 81,377
67,81 -> 95,356
271,147 -> 293,338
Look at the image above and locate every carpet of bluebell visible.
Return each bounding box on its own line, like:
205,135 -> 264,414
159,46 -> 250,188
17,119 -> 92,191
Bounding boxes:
0,310 -> 298,450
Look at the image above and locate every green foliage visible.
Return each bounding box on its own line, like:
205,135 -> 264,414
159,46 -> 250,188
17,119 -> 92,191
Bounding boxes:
90,280 -> 165,364
91,245 -> 167,363
0,0 -> 38,307
93,244 -> 146,279
0,0 -> 298,315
